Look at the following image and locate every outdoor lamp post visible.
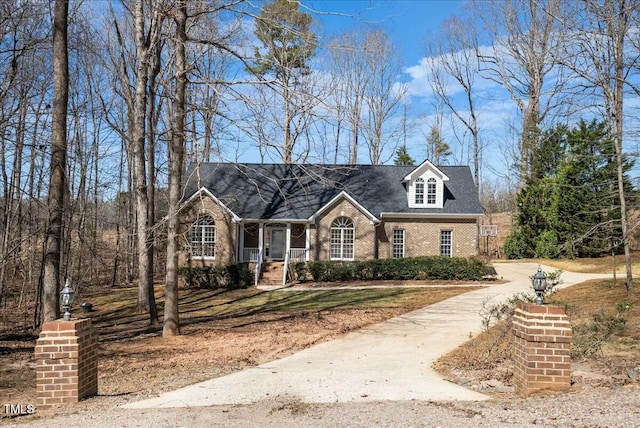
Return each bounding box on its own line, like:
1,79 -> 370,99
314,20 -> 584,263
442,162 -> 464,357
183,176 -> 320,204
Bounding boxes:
532,266 -> 548,305
60,279 -> 75,321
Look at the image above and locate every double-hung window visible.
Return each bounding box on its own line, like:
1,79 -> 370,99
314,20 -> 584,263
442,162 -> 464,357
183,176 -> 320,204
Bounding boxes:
191,216 -> 216,257
392,229 -> 405,258
440,230 -> 452,257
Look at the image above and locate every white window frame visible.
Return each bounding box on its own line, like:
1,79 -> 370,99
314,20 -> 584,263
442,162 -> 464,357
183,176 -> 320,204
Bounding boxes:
191,216 -> 216,258
414,178 -> 425,205
440,230 -> 452,257
427,177 -> 437,205
330,217 -> 354,260
392,229 -> 405,258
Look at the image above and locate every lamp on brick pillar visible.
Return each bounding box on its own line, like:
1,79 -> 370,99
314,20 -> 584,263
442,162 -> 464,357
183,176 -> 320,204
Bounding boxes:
531,266 -> 548,305
60,279 -> 75,321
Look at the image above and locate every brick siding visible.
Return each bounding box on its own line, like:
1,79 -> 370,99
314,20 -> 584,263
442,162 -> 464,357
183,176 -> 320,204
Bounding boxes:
379,217 -> 479,258
178,195 -> 479,268
312,199 -> 376,260
178,197 -> 237,267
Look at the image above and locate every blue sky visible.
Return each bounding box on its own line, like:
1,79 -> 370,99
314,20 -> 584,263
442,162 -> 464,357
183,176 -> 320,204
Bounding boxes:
297,1 -> 513,180
306,0 -> 465,65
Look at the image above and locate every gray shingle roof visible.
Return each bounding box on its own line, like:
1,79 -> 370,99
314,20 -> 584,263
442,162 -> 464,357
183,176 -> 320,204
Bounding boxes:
183,163 -> 483,220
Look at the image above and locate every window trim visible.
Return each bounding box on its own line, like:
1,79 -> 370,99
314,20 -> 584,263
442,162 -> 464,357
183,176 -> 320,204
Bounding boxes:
191,216 -> 216,258
414,178 -> 425,205
440,229 -> 452,257
330,216 -> 355,261
392,229 -> 405,259
427,177 -> 437,205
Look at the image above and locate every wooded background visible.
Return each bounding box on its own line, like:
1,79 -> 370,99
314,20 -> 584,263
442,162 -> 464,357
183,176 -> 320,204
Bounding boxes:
1,0 -> 638,333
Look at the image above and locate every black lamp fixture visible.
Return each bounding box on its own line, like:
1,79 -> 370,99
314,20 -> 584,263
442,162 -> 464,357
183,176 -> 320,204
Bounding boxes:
532,266 -> 548,305
60,279 -> 75,321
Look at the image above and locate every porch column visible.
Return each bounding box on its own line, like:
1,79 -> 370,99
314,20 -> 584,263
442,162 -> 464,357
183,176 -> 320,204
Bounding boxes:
285,223 -> 291,259
305,224 -> 311,261
238,223 -> 245,262
258,222 -> 264,260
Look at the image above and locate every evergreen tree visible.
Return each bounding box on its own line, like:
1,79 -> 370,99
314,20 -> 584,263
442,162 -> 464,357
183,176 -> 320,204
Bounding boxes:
394,145 -> 415,165
505,120 -> 634,259
249,0 -> 316,163
425,127 -> 451,165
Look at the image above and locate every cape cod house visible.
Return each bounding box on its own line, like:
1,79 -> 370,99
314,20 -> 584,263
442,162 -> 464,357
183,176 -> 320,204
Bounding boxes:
178,160 -> 483,285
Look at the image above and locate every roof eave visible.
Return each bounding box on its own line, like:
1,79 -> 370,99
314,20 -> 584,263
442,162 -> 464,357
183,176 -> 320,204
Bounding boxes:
380,212 -> 482,219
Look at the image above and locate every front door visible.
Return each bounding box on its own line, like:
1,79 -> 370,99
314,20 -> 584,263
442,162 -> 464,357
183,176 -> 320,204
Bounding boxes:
269,228 -> 286,260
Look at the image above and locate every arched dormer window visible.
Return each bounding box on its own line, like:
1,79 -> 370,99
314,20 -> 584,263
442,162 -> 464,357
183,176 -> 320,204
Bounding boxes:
427,177 -> 437,205
330,216 -> 354,260
191,216 -> 216,257
414,178 -> 425,205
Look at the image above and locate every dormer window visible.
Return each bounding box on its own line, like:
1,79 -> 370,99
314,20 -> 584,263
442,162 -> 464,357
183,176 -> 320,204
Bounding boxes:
404,160 -> 449,209
415,178 -> 424,205
427,178 -> 437,204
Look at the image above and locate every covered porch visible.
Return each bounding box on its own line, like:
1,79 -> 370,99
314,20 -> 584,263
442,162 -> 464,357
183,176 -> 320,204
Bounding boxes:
237,222 -> 311,285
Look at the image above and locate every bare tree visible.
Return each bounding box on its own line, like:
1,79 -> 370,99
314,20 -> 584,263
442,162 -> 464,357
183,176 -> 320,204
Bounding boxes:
474,0 -> 567,185
327,31 -> 368,164
42,0 -> 69,322
361,29 -> 406,165
131,0 -> 165,324
163,0 -> 187,337
426,14 -> 482,185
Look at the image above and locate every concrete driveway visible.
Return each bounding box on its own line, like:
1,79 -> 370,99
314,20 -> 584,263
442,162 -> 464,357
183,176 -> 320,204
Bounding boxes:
123,262 -> 610,409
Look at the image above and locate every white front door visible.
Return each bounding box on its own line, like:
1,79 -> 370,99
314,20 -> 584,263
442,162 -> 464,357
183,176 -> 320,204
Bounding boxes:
269,228 -> 286,259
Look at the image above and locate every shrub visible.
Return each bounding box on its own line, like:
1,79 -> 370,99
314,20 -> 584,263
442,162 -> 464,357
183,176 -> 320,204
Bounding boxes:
534,230 -> 559,259
178,263 -> 252,289
301,256 -> 493,283
504,229 -> 529,259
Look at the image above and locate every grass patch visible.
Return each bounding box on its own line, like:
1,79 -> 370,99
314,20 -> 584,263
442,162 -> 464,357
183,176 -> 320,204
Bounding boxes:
87,285 -> 483,341
520,253 -> 640,274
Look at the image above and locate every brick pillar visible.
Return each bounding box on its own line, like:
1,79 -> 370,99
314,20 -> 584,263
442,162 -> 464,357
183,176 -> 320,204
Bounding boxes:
35,318 -> 98,408
512,302 -> 572,396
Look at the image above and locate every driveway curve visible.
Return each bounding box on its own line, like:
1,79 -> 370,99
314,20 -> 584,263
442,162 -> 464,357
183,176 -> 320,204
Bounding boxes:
123,262 -> 610,409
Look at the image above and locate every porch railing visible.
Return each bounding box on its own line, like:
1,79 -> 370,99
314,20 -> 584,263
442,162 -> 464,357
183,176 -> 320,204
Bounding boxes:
289,248 -> 307,262
243,247 -> 260,262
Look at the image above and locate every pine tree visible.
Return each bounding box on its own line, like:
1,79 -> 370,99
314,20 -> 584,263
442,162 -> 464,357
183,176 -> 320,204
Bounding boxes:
394,145 -> 415,165
506,120 -> 634,259
250,0 -> 316,163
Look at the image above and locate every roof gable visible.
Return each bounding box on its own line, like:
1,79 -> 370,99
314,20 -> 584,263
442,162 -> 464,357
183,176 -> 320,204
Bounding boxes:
402,159 -> 450,182
308,191 -> 380,223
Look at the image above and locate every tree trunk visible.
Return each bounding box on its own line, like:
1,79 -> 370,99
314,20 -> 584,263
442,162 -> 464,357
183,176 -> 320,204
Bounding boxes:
42,0 -> 69,322
164,0 -> 187,337
132,0 -> 158,324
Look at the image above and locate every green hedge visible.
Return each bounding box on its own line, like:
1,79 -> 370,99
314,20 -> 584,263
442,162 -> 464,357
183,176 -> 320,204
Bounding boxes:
178,263 -> 252,289
292,257 -> 494,283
